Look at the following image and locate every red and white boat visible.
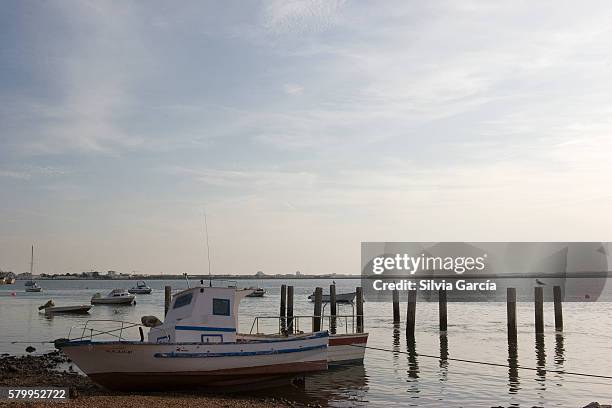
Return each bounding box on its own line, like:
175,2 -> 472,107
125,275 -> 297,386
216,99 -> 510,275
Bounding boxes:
56,286 -> 328,391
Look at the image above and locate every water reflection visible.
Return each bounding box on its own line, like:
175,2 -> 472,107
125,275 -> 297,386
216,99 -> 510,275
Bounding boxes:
256,364 -> 369,407
439,334 -> 448,383
392,323 -> 400,366
507,341 -> 520,394
554,333 -> 565,366
535,335 -> 547,390
406,338 -> 420,398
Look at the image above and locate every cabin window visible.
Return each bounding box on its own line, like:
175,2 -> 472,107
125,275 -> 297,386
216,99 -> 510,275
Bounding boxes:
173,293 -> 193,309
212,298 -> 230,316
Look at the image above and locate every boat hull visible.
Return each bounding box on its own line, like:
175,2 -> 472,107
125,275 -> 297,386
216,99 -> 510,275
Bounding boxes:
328,333 -> 368,365
58,332 -> 328,391
91,296 -> 135,305
309,292 -> 356,303
44,305 -> 91,314
128,288 -> 152,294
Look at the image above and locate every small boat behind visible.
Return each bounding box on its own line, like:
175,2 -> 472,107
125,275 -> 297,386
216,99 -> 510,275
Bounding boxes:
91,289 -> 135,305
308,291 -> 356,303
39,300 -> 91,315
25,282 -> 42,292
245,287 -> 266,297
128,281 -> 152,294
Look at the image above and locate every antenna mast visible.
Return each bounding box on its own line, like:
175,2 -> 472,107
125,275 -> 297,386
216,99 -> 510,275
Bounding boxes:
204,211 -> 212,287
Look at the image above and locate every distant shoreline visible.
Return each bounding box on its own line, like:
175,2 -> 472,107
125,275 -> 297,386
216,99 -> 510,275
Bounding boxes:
13,275 -> 361,281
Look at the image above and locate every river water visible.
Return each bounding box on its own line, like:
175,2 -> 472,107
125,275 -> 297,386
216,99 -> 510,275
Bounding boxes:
0,278 -> 610,407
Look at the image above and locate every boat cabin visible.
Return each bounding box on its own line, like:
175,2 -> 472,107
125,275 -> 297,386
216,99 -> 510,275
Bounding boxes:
148,286 -> 250,344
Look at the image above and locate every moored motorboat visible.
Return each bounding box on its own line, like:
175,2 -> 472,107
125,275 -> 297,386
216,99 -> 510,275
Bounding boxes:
308,291 -> 356,303
91,289 -> 135,305
25,282 -> 42,292
128,281 -> 152,294
57,286 -> 328,391
245,287 -> 266,297
39,300 -> 91,315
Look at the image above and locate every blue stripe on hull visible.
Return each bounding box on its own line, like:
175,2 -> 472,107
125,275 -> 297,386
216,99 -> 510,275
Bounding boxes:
154,343 -> 326,358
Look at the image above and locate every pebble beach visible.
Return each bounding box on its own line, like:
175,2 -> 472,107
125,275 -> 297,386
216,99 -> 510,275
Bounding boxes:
0,352 -> 308,408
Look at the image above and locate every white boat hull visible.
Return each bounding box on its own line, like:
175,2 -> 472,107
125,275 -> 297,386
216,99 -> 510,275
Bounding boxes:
58,332 -> 328,391
44,305 -> 91,314
91,296 -> 135,305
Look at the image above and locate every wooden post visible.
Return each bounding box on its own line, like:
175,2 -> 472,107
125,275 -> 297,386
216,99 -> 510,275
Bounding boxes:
313,287 -> 323,332
507,287 -> 517,343
534,286 -> 544,335
439,289 -> 447,332
280,284 -> 287,333
287,285 -> 294,334
392,288 -> 400,324
164,286 -> 171,316
329,284 -> 337,334
356,287 -> 364,333
553,285 -> 563,332
406,289 -> 417,339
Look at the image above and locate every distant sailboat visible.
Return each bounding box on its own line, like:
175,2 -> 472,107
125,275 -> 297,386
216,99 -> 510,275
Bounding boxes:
25,245 -> 42,293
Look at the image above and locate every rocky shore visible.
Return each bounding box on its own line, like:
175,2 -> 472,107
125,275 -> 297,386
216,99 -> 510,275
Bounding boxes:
0,352 -> 314,407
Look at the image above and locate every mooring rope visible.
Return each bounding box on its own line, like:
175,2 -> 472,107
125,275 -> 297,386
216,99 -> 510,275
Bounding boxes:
350,344 -> 612,380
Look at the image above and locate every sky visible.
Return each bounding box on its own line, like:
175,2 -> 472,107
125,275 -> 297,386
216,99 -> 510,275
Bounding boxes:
1,1 -> 612,275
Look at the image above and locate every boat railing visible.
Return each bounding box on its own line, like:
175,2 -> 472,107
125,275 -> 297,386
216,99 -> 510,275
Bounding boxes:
248,314 -> 361,335
67,319 -> 167,342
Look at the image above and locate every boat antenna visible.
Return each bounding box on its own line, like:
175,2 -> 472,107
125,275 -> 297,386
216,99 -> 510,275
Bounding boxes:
204,210 -> 212,287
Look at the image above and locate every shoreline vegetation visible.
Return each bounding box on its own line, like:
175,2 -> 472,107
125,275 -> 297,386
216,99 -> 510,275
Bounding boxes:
0,352 -> 309,407
8,274 -> 361,281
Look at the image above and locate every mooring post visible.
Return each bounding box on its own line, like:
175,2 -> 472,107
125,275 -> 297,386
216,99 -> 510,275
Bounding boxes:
329,284 -> 337,334
406,289 -> 417,339
392,288 -> 400,324
356,287 -> 364,333
553,285 -> 563,332
535,286 -> 544,335
280,284 -> 287,333
287,285 -> 294,334
507,287 -> 517,343
439,289 -> 447,332
313,287 -> 323,332
164,285 -> 171,316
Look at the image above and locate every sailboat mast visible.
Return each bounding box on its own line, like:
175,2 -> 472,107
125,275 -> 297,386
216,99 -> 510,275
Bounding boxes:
204,212 -> 212,287
30,245 -> 34,276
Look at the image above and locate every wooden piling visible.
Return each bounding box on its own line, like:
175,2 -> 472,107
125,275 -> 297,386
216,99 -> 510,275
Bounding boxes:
439,289 -> 447,332
406,290 -> 417,339
280,284 -> 287,333
553,285 -> 563,332
313,287 -> 323,332
356,287 -> 364,333
164,286 -> 171,316
287,285 -> 294,334
507,287 -> 517,343
535,286 -> 544,335
392,288 -> 400,324
329,284 -> 337,334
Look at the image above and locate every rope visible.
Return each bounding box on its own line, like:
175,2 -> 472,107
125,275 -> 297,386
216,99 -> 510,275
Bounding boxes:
350,344 -> 612,380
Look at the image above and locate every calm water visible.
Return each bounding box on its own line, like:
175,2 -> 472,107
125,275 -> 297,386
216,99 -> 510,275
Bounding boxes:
1,278 -> 611,407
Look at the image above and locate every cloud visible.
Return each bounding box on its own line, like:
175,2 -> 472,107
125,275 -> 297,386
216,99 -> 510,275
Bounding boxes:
283,83 -> 304,95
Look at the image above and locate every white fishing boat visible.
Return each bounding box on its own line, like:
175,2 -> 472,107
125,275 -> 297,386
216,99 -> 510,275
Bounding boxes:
245,287 -> 266,297
57,285 -> 328,391
91,289 -> 135,305
128,281 -> 152,294
39,300 -> 91,315
25,282 -> 42,293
